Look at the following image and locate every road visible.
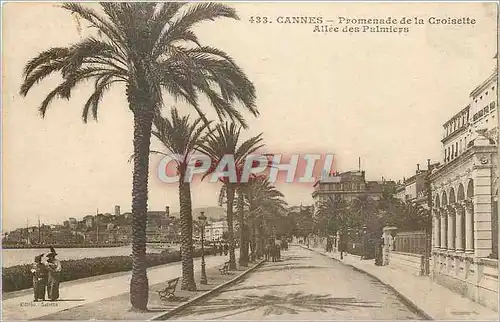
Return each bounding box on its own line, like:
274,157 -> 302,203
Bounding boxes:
170,246 -> 427,320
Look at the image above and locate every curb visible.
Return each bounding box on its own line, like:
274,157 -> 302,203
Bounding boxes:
299,245 -> 434,320
149,259 -> 265,320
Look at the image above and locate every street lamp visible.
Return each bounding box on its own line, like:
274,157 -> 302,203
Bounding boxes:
198,211 -> 208,285
362,225 -> 368,259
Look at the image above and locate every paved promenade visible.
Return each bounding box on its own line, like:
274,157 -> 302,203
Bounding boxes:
304,245 -> 499,321
169,246 -> 427,320
2,255 -> 229,320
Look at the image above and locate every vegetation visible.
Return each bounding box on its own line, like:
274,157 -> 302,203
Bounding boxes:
313,194 -> 432,257
20,2 -> 257,310
152,109 -> 210,291
2,248 -> 216,293
199,122 -> 264,269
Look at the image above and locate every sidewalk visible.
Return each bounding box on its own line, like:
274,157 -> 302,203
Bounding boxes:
2,254 -> 230,320
303,245 -> 499,321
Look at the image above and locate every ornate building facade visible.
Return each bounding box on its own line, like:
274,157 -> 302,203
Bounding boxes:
429,71 -> 498,311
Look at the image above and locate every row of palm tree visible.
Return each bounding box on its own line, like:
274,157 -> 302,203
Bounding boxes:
20,2 -> 287,311
152,111 -> 287,292
315,194 -> 432,241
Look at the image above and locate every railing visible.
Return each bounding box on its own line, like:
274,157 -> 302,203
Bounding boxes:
394,231 -> 430,255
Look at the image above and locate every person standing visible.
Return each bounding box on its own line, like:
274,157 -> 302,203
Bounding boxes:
31,253 -> 48,301
46,247 -> 61,301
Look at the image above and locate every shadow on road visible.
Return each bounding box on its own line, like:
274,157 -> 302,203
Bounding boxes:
257,265 -> 325,272
175,291 -> 380,319
222,283 -> 304,293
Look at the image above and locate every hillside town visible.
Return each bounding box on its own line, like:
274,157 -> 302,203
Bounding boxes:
2,206 -> 232,246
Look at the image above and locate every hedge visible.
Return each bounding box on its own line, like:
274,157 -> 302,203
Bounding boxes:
2,247 -> 216,293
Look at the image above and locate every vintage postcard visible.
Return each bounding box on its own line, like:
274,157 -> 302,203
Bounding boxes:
1,1 -> 499,321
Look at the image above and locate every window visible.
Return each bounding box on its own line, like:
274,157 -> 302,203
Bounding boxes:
455,142 -> 458,157
486,91 -> 489,95
451,144 -> 454,159
484,106 -> 489,114
447,147 -> 451,161
478,110 -> 484,118
491,101 -> 496,110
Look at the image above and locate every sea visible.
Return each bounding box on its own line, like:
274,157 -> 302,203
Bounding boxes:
2,244 -> 180,268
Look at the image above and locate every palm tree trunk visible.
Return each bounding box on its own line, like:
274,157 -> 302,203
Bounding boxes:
251,219 -> 257,260
257,222 -> 265,259
179,178 -> 196,291
225,184 -> 237,270
237,190 -> 248,267
129,109 -> 153,311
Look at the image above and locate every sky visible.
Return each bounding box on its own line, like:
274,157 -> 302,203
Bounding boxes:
2,2 -> 497,231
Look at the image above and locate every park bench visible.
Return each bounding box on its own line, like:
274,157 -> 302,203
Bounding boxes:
157,277 -> 180,301
219,261 -> 230,275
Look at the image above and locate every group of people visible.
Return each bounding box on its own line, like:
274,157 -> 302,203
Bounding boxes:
31,247 -> 62,302
213,242 -> 229,256
264,238 -> 288,262
325,237 -> 334,252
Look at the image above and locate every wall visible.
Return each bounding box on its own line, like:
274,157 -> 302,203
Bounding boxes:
432,254 -> 498,312
477,258 -> 498,311
389,251 -> 423,276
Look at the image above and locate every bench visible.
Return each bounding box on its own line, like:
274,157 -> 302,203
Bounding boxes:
219,261 -> 230,275
157,277 -> 180,301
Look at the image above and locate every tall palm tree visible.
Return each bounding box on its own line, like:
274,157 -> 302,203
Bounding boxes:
245,176 -> 287,259
20,2 -> 257,310
151,108 -> 210,291
199,122 -> 263,269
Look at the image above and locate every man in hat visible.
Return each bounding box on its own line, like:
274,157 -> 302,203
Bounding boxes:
31,253 -> 48,301
46,247 -> 62,301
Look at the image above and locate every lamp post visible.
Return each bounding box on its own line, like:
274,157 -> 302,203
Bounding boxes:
198,211 -> 208,285
362,225 -> 368,259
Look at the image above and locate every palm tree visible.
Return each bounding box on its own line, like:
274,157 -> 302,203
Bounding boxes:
199,122 -> 263,269
316,196 -> 344,236
351,196 -> 377,229
245,176 -> 287,259
151,108 -> 210,291
20,2 -> 257,310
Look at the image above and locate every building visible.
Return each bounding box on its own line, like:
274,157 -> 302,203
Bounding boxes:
68,217 -> 77,230
204,220 -> 229,241
114,205 -> 120,216
146,207 -> 171,243
83,215 -> 94,228
395,161 -> 440,209
429,70 -> 498,311
312,170 -> 395,212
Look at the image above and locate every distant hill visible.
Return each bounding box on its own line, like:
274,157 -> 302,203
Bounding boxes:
169,206 -> 226,222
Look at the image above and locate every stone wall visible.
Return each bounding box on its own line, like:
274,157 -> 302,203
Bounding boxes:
432,251 -> 498,312
389,251 -> 424,276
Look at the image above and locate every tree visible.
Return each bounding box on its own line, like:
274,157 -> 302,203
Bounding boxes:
199,122 -> 263,269
20,2 -> 257,311
351,196 -> 377,231
244,176 -> 287,260
151,108 -> 210,291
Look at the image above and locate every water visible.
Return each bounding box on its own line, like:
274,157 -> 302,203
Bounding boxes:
1,244 -> 180,268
